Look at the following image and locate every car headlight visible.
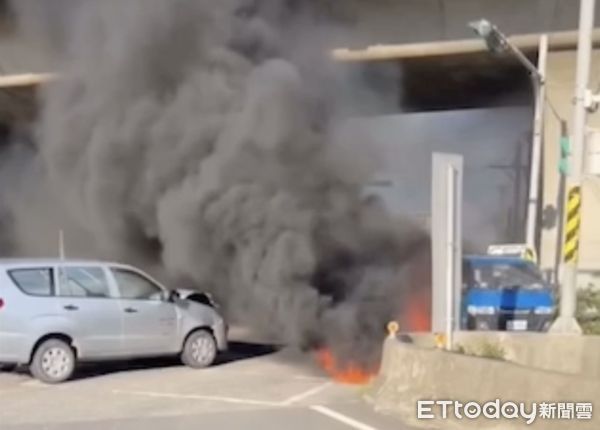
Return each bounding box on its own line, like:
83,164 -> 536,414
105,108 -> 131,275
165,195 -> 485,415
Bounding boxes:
467,305 -> 496,315
534,306 -> 554,315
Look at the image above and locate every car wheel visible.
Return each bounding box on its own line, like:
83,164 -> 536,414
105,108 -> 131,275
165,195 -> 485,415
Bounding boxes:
30,339 -> 76,384
181,329 -> 217,368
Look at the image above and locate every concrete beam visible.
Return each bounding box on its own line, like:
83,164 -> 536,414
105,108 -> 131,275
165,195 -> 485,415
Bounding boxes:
0,72 -> 55,88
332,29 -> 600,62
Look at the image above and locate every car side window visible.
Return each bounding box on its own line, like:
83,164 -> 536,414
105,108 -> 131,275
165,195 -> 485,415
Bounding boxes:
8,268 -> 54,296
58,267 -> 111,298
112,269 -> 163,301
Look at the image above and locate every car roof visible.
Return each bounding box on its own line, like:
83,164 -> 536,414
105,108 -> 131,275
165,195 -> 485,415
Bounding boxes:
463,255 -> 533,267
0,258 -> 131,269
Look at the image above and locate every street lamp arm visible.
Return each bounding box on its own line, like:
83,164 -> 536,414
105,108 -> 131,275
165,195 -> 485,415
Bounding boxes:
469,19 -> 543,83
504,42 -> 544,84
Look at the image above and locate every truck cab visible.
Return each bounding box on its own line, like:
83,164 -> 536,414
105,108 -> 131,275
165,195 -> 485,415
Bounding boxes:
461,255 -> 556,332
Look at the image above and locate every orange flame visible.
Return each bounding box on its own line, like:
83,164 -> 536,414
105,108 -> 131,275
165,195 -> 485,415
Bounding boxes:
315,348 -> 378,385
404,248 -> 432,333
405,289 -> 431,332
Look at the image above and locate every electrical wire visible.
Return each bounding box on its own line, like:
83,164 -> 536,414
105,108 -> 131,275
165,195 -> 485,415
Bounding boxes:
545,93 -> 566,124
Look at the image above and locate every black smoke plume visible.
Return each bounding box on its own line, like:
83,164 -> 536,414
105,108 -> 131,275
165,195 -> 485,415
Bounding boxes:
5,0 -> 429,367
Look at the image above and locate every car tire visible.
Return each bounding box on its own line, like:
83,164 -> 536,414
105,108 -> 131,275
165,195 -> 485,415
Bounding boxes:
30,339 -> 76,384
181,329 -> 217,369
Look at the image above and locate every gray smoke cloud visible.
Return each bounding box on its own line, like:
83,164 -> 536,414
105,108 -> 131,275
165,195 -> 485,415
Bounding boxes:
4,0 -> 430,367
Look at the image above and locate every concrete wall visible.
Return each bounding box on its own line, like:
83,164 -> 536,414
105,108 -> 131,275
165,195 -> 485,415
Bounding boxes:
338,108 -> 532,249
335,0 -> 593,48
368,337 -> 600,429
0,0 -> 592,74
0,35 -> 54,74
404,331 -> 600,377
540,50 -> 600,281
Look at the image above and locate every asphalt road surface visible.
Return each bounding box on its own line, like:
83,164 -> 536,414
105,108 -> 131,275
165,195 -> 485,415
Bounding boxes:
0,332 -> 415,430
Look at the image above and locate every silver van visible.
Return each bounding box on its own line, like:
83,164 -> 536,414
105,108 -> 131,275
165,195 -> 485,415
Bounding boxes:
0,259 -> 227,383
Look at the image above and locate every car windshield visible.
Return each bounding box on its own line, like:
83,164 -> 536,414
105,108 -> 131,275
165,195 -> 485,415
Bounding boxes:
465,261 -> 544,289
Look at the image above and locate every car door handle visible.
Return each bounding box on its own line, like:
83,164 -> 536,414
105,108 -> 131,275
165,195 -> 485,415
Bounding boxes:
63,305 -> 79,311
124,307 -> 138,313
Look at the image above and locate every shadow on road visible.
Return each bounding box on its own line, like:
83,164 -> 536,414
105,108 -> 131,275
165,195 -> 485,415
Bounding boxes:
215,341 -> 280,366
4,341 -> 281,382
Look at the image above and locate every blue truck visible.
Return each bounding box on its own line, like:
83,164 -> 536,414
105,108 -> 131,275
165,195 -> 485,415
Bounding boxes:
461,255 -> 556,332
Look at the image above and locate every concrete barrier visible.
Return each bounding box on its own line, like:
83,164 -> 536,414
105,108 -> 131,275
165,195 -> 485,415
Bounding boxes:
454,332 -> 600,377
404,331 -> 600,377
366,337 -> 600,429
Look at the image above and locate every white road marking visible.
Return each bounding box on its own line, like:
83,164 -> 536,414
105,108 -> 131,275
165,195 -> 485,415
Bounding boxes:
281,382 -> 332,406
310,405 -> 379,430
112,389 -> 281,407
207,369 -> 328,381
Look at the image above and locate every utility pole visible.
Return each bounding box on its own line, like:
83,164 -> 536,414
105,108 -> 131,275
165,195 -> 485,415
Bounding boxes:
551,0 -> 595,334
468,20 -> 547,252
525,35 -> 548,251
58,230 -> 65,260
554,120 -> 569,285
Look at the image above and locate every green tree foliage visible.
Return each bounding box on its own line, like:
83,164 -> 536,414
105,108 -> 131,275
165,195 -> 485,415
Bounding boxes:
577,287 -> 600,334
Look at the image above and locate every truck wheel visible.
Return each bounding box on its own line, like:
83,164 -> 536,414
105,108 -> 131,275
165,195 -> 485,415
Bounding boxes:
30,339 -> 76,384
181,329 -> 217,368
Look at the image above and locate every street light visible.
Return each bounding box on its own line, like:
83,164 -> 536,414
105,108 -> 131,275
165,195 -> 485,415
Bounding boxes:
469,19 -> 547,256
469,19 -> 543,83
469,19 -> 508,54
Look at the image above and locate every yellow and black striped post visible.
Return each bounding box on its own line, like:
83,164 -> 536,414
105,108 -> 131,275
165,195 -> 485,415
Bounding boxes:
564,186 -> 582,264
